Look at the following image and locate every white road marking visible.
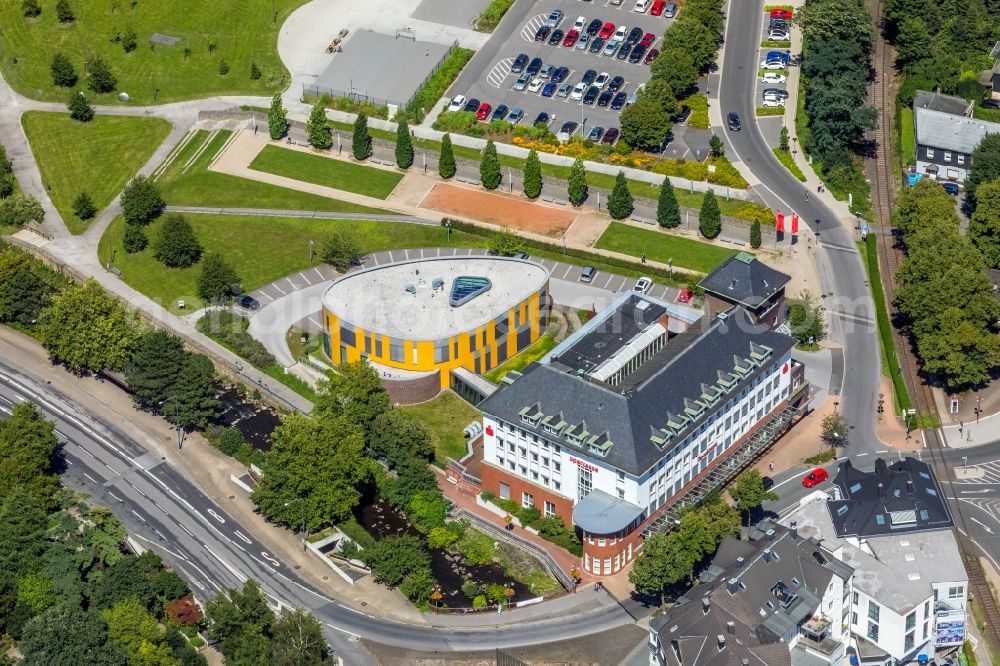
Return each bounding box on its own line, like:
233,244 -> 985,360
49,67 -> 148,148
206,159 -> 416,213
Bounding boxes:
521,15 -> 547,42
487,58 -> 515,88
204,544 -> 248,583
207,508 -> 226,524
971,516 -> 995,535
234,530 -> 252,544
131,510 -> 147,523
260,551 -> 281,567
83,472 -> 100,484
325,623 -> 362,639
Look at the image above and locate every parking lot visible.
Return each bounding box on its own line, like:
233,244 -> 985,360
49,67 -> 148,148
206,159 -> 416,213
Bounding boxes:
449,0 -> 676,142
751,7 -> 794,143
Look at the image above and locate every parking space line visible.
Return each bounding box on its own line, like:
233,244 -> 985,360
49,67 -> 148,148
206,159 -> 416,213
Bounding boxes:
271,283 -> 286,296
520,15 -> 546,42
488,58 -> 515,88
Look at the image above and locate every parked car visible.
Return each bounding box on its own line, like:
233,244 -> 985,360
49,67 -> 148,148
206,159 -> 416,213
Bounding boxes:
235,294 -> 260,311
583,85 -> 600,104
634,277 -> 652,293
463,97 -> 480,112
650,0 -> 666,16
587,126 -> 605,142
626,26 -> 643,45
475,102 -> 492,120
533,111 -> 551,126
534,25 -> 551,42
676,288 -> 693,303
608,75 -> 625,92
942,182 -> 961,195
762,476 -> 774,491
616,43 -> 632,60
528,77 -> 544,92
545,9 -> 564,28
614,25 -> 628,41
760,60 -> 787,70
589,37 -> 606,53
598,21 -> 615,39
548,29 -> 565,45
770,18 -> 791,30
511,53 -> 529,73
982,98 -> 1000,110
539,63 -> 554,79
603,39 -> 621,56
558,82 -> 573,97
580,266 -> 598,283
610,91 -> 628,110
761,98 -> 784,107
581,69 -> 598,86
628,44 -> 647,63
644,48 -> 660,65
526,57 -> 543,75
770,7 -> 792,19
573,15 -> 587,31
594,71 -> 611,89
512,251 -> 530,260
764,50 -> 790,63
761,72 -> 787,84
762,88 -> 789,99
448,95 -> 466,112
577,33 -> 591,50
802,468 -> 828,488
512,72 -> 530,90
639,32 -> 656,48
557,121 -> 578,142
634,0 -> 651,13
601,127 -> 620,144
728,111 -> 741,131
663,2 -> 677,17
563,29 -> 580,47
586,19 -> 603,36
490,104 -> 509,121
571,82 -> 588,100
551,66 -> 570,83
508,107 -> 525,124
542,82 -> 557,97
597,90 -> 613,106
768,30 -> 790,40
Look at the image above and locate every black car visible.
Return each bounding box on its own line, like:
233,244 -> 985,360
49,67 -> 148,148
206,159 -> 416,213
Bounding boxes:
610,91 -> 628,110
235,295 -> 260,311
727,111 -> 741,131
551,66 -> 570,83
626,26 -> 643,45
982,98 -> 1000,110
586,18 -> 602,36
526,57 -> 543,76
608,75 -> 625,92
491,104 -> 509,121
534,25 -> 551,42
761,476 -> 774,491
533,111 -> 551,126
589,37 -> 605,53
464,97 -> 480,112
548,29 -> 565,45
616,43 -> 632,60
628,44 -> 647,63
583,85 -> 599,105
601,127 -> 619,145
511,53 -> 529,73
597,90 -> 613,107
581,68 -> 598,86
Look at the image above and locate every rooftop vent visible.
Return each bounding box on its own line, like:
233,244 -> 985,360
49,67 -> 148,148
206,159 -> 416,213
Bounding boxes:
405,283 -> 416,295
726,621 -> 736,635
717,635 -> 726,651
729,279 -> 739,291
702,597 -> 711,614
432,277 -> 444,290
727,578 -> 740,595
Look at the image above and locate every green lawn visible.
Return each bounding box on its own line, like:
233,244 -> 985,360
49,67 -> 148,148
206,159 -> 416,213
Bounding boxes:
400,391 -> 481,464
22,111 -> 171,234
249,145 -> 404,200
482,333 -> 557,384
156,130 -> 389,214
98,213 -> 488,313
594,222 -> 738,273
0,1 -> 302,104
773,148 -> 806,182
900,107 -> 916,166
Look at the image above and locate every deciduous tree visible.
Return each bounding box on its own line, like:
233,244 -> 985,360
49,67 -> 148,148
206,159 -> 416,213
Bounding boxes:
369,410 -> 433,468
0,403 -> 58,504
168,354 -> 220,429
361,535 -> 430,587
153,213 -> 202,268
271,608 -> 332,666
205,580 -> 275,663
0,486 -> 49,579
321,232 -> 363,271
20,603 -> 127,666
729,469 -> 778,525
124,330 -> 186,408
395,120 -> 414,170
487,227 -> 525,257
438,133 -> 456,179
122,224 -> 147,253
0,194 -> 45,227
197,252 -> 239,302
607,171 -> 634,220
315,361 -> 391,437
969,179 -> 1000,267
821,412 -> 850,447
120,175 -> 164,226
918,307 -> 1000,390
479,139 -> 501,190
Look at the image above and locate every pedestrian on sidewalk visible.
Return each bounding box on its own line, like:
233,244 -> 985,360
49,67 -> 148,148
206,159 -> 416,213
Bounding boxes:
769,461 -> 774,472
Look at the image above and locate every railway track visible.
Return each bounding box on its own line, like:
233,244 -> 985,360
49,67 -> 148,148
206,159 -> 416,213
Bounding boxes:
866,0 -> 1000,650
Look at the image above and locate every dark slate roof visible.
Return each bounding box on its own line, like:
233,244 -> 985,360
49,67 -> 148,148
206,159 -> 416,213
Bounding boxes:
478,307 -> 796,476
913,90 -> 971,117
826,457 -> 953,538
649,520 -> 852,666
557,294 -> 667,374
697,253 -> 790,310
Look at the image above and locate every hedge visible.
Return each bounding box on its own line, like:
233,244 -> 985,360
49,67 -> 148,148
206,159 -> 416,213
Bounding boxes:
756,106 -> 785,116
400,48 -> 475,124
862,234 -> 912,412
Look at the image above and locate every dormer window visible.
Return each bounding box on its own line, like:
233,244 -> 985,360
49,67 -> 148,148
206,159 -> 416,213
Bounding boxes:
519,402 -> 543,425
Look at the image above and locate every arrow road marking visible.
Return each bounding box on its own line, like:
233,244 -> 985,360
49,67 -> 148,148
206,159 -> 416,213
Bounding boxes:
234,530 -> 252,544
970,516 -> 995,535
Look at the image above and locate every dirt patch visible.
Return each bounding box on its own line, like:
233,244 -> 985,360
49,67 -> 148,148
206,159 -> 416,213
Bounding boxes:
421,183 -> 576,238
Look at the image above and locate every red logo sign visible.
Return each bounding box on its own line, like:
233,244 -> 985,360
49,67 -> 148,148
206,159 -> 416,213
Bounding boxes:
485,425 -> 494,437
782,362 -> 789,374
569,456 -> 599,473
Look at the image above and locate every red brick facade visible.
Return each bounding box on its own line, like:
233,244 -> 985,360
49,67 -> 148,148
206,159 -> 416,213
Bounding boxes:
382,373 -> 441,405
480,462 -> 575,523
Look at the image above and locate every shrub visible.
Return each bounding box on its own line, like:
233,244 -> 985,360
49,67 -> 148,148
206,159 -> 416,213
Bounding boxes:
55,0 -> 73,23
472,595 -> 487,609
461,580 -> 479,599
250,62 -> 262,80
307,99 -> 332,150
399,48 -> 475,124
432,111 -> 478,134
122,25 -> 137,53
536,515 -> 566,537
486,583 -> 507,604
22,0 -> 41,18
400,566 -> 436,608
122,223 -> 147,253
455,528 -> 495,565
218,59 -> 230,76
196,311 -> 276,368
750,220 -> 762,249
518,506 -> 541,526
218,428 -> 245,456
321,232 -> 363,272
164,595 -> 203,626
733,202 -> 775,226
72,191 -> 96,220
428,526 -> 458,549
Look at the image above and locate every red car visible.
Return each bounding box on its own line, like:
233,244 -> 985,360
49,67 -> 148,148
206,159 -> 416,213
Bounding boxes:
802,468 -> 829,488
644,48 -> 660,65
650,0 -> 666,16
475,102 -> 492,121
639,32 -> 656,48
770,8 -> 792,19
598,22 -> 615,39
563,29 -> 580,47
676,288 -> 693,303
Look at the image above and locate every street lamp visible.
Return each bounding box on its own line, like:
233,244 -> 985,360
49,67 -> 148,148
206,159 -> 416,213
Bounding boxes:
668,257 -> 673,278
159,396 -> 183,450
308,239 -> 314,265
445,219 -> 452,242
284,498 -> 307,551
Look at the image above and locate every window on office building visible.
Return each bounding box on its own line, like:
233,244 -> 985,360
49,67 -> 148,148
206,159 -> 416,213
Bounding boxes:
905,611 -> 916,632
522,492 -> 534,508
904,631 -> 915,652
851,612 -> 858,625
603,557 -> 611,575
499,483 -> 510,500
948,586 -> 964,599
924,600 -> 930,618
544,501 -> 556,516
868,601 -> 879,622
867,622 -> 879,642
578,467 -> 593,500
923,621 -> 929,640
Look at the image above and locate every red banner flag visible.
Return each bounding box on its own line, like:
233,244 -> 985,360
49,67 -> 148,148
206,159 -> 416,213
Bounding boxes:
791,213 -> 799,235
776,211 -> 785,232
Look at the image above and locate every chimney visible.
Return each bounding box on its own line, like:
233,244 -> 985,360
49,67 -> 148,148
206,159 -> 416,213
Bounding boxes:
717,634 -> 726,651
736,556 -> 745,567
727,621 -> 736,635
763,548 -> 773,562
727,578 -> 740,595
765,528 -> 776,541
877,482 -> 886,499
702,597 -> 711,614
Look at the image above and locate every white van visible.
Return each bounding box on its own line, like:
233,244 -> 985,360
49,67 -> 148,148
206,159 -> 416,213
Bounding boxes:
634,0 -> 651,12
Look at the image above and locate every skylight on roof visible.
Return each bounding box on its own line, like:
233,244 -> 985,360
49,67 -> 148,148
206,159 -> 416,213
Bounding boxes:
875,514 -> 885,526
849,483 -> 862,494
919,472 -> 931,480
926,487 -> 938,496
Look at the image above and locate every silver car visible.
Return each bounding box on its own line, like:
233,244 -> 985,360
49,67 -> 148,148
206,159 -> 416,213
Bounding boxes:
577,33 -> 591,50
603,39 -> 620,57
513,72 -> 530,91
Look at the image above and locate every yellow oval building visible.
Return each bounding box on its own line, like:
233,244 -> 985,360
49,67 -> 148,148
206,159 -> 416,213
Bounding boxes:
321,255 -> 551,393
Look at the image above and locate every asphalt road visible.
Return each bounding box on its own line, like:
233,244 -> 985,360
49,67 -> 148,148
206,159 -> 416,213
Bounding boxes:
717,0 -> 881,454
0,358 -> 634,664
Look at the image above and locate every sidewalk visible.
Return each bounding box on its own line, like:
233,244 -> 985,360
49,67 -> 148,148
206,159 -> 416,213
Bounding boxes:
941,409 -> 1000,449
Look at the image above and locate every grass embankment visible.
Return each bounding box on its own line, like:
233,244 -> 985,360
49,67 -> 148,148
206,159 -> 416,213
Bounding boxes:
594,222 -> 739,274
899,107 -> 916,167
773,148 -> 806,181
0,0 -> 300,104
157,130 -> 389,214
98,213 -> 486,313
482,334 -> 557,385
400,391 -> 482,465
22,112 -> 170,234
249,144 -> 404,200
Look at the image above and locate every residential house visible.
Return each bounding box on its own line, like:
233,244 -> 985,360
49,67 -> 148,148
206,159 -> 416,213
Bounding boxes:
913,90 -> 1000,183
697,252 -> 790,329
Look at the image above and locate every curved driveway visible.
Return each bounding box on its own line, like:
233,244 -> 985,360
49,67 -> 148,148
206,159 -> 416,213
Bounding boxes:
718,0 -> 880,453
